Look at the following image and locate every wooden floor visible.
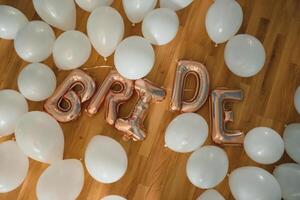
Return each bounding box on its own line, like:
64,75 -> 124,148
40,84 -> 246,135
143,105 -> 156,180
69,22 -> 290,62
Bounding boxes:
0,0 -> 300,199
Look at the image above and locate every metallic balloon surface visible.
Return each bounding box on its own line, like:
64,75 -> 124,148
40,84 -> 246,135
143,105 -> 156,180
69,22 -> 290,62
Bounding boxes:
87,70 -> 134,125
44,69 -> 96,122
170,60 -> 209,113
115,79 -> 165,141
210,89 -> 245,145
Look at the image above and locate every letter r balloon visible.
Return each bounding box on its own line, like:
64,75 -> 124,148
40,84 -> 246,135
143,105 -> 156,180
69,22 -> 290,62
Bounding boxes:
86,70 -> 134,125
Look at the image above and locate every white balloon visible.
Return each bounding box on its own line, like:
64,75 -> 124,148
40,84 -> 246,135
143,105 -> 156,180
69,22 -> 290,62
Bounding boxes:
123,0 -> 157,24
101,195 -> 127,200
36,159 -> 84,200
197,189 -> 225,200
0,90 -> 28,136
87,6 -> 124,59
186,146 -> 228,189
294,86 -> 300,114
165,113 -> 208,153
114,36 -> 155,80
53,30 -> 91,70
224,34 -> 266,77
160,0 -> 193,11
273,163 -> 300,200
229,166 -> 281,200
85,135 -> 128,183
142,8 -> 179,45
0,5 -> 28,40
14,21 -> 55,63
15,111 -> 64,164
17,63 -> 56,101
244,127 -> 284,164
283,123 -> 300,164
32,0 -> 76,31
75,0 -> 114,12
0,140 -> 29,193
205,0 -> 243,44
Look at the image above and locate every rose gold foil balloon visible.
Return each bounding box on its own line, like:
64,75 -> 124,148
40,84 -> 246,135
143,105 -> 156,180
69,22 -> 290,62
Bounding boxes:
86,70 -> 134,125
170,60 -> 209,113
44,69 -> 96,122
210,89 -> 245,145
115,79 -> 165,141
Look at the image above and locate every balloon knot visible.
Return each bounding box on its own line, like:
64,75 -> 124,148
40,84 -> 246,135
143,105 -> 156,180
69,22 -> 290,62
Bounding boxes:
104,57 -> 107,62
132,23 -> 136,27
214,43 -> 218,47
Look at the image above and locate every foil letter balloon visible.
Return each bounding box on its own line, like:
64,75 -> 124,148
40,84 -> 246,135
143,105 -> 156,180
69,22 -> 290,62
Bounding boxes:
170,60 -> 209,112
115,79 -> 166,141
210,89 -> 245,145
87,70 -> 134,125
44,70 -> 96,122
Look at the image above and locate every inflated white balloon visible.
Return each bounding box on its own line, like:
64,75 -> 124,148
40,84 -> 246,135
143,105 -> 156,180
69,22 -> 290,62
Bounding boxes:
229,166 -> 281,200
75,0 -> 114,12
273,163 -> 300,200
15,111 -> 64,164
186,146 -> 228,189
53,30 -> 91,70
294,86 -> 300,114
244,127 -> 284,164
87,6 -> 124,59
196,189 -> 225,200
114,36 -> 155,80
101,195 -> 127,200
32,0 -> 76,31
160,0 -> 193,11
0,90 -> 28,136
0,140 -> 29,193
123,0 -> 157,24
36,159 -> 84,200
17,63 -> 56,101
142,8 -> 179,45
283,123 -> 300,164
0,5 -> 28,40
85,135 -> 128,183
205,0 -> 243,44
14,21 -> 55,63
165,113 -> 208,153
224,34 -> 266,77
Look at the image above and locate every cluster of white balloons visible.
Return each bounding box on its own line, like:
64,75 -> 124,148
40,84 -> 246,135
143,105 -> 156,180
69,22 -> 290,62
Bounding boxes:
1,0 -> 300,199
205,0 -> 266,78
0,0 -> 195,198
84,0 -> 185,80
164,113 -> 300,199
204,0 -> 300,197
0,0 -> 190,91
0,105 -> 129,198
0,0 -> 193,100
164,113 -> 227,199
